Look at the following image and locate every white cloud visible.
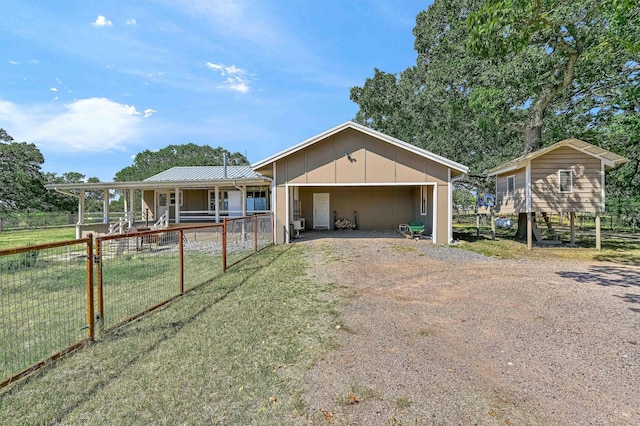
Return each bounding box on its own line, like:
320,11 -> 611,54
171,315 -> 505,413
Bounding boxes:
126,18 -> 137,25
50,87 -> 58,92
143,108 -> 156,118
9,60 -> 18,65
205,62 -> 251,93
0,98 -> 147,153
92,15 -> 113,27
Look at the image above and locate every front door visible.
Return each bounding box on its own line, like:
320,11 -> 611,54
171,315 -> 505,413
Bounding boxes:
313,193 -> 330,229
156,191 -> 169,220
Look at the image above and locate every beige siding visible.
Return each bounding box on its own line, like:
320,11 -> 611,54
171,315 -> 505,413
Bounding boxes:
273,128 -> 447,185
275,185 -> 287,244
183,189 -> 208,211
427,162 -> 448,184
494,167 -> 527,213
298,186 -> 415,231
530,147 -> 602,212
142,190 -> 155,219
365,136 -> 396,182
436,183 -> 449,243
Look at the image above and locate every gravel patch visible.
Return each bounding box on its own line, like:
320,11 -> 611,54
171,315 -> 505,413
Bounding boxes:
294,233 -> 640,425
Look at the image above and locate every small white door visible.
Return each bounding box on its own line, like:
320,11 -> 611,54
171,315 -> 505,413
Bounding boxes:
157,191 -> 169,219
313,193 -> 330,229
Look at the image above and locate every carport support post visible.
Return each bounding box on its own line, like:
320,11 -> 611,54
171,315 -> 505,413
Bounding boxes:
595,212 -> 601,251
527,212 -> 533,250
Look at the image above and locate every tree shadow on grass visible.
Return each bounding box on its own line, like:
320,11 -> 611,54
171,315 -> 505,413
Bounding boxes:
557,265 -> 640,313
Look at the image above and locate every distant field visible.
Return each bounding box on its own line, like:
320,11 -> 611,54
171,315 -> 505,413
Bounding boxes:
0,228 -> 77,251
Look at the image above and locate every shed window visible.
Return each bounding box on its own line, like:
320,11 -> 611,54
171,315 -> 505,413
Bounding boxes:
506,175 -> 516,197
559,170 -> 573,193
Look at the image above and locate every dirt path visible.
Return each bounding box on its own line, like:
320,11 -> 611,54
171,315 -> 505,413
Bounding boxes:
296,232 -> 640,425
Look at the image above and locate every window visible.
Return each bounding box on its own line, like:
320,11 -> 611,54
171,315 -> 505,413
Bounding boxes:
420,186 -> 427,215
246,187 -> 269,211
506,175 -> 516,197
169,191 -> 183,206
559,170 -> 573,193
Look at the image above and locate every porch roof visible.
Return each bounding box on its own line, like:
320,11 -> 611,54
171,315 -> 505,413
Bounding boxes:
44,166 -> 271,192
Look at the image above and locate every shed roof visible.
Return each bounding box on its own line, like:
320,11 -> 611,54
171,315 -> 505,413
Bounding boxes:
251,121 -> 469,175
486,138 -> 629,176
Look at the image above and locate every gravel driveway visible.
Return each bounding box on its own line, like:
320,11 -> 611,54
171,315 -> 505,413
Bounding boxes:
296,231 -> 639,425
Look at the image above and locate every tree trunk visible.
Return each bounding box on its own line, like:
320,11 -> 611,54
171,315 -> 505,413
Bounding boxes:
515,212 -> 528,240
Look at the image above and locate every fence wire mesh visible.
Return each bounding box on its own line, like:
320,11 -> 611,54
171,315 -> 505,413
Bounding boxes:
225,215 -> 272,268
182,225 -> 224,291
1,239 -> 91,384
2,215 -> 273,386
98,230 -> 181,330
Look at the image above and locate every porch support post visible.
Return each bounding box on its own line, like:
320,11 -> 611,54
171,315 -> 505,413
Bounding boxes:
241,185 -> 246,217
285,184 -> 290,244
77,189 -> 86,239
215,186 -> 220,223
570,212 -> 576,246
527,211 -> 533,250
128,189 -> 135,226
175,186 -> 180,224
595,211 -> 601,251
103,189 -> 110,224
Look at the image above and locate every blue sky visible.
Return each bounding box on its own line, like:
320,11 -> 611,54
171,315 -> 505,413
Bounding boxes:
1,0 -> 431,182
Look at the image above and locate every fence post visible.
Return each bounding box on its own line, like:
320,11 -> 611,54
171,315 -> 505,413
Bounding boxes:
254,215 -> 258,252
222,218 -> 227,273
86,234 -> 95,341
179,229 -> 184,294
96,237 -> 104,327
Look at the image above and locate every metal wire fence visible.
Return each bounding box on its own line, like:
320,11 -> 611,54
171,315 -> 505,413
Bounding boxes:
0,238 -> 93,387
1,214 -> 273,387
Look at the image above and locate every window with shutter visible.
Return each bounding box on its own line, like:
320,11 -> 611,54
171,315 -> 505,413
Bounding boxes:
506,175 -> 515,197
559,170 -> 573,193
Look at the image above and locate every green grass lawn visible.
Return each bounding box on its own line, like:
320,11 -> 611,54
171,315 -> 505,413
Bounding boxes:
0,244 -> 343,424
0,227 -> 76,251
453,225 -> 640,265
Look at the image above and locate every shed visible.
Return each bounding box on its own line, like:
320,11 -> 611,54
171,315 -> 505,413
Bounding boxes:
252,121 -> 469,244
487,138 -> 628,250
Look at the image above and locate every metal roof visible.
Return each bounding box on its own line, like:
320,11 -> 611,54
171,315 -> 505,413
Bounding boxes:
486,138 -> 629,176
44,166 -> 269,192
251,121 -> 469,174
144,166 -> 263,182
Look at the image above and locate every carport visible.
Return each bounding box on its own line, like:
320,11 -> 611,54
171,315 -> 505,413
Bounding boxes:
252,121 -> 468,244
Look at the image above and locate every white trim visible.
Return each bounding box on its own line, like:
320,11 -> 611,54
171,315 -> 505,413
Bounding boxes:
285,183 -> 290,244
174,186 -> 180,224
558,169 -> 573,193
420,186 -> 427,216
601,159 -> 606,213
525,161 -> 531,212
283,181 -> 436,187
448,169 -> 452,243
272,163 -> 277,244
433,183 -> 438,244
251,121 -> 469,174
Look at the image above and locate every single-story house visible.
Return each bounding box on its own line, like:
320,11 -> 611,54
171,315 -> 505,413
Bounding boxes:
46,165 -> 272,238
487,138 -> 628,250
46,121 -> 469,244
252,121 -> 469,244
